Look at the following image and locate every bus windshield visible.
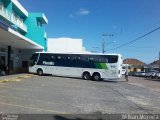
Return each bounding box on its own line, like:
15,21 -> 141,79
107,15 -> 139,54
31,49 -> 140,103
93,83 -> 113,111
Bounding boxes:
29,53 -> 38,66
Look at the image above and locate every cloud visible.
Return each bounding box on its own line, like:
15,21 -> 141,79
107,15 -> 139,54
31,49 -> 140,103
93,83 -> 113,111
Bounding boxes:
69,8 -> 90,19
77,8 -> 90,15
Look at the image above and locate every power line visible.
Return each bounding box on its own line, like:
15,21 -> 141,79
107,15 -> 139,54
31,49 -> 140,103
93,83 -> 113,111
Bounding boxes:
107,26 -> 160,51
127,46 -> 159,49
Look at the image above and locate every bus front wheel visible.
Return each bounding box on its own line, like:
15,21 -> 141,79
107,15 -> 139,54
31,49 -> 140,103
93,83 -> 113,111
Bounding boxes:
83,72 -> 91,80
37,69 -> 43,76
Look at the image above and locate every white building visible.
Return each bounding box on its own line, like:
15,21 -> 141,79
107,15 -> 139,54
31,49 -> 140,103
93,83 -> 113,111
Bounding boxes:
47,38 -> 87,53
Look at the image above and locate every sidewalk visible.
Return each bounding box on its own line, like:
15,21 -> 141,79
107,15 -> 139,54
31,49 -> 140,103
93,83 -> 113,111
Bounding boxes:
125,76 -> 160,92
0,73 -> 36,83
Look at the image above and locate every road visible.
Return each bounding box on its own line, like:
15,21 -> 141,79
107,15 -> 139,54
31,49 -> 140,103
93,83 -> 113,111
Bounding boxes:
0,74 -> 160,115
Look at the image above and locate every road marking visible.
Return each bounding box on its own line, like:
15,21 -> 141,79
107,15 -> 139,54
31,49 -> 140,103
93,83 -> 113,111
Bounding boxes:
128,83 -> 145,88
0,102 -> 68,114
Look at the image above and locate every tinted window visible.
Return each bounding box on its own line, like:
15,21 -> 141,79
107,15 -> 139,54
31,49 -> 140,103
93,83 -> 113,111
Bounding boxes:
88,55 -> 101,62
30,53 -> 38,60
30,53 -> 39,66
50,55 -> 55,61
101,55 -> 118,63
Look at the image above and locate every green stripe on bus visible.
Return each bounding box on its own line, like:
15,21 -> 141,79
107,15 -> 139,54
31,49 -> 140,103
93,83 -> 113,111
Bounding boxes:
94,63 -> 108,69
100,63 -> 108,69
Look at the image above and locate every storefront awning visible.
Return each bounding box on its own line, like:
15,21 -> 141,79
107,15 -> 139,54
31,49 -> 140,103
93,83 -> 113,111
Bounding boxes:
0,23 -> 44,50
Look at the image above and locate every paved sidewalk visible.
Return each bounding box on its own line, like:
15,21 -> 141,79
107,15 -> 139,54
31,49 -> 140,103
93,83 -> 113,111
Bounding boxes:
0,74 -> 36,83
124,76 -> 160,92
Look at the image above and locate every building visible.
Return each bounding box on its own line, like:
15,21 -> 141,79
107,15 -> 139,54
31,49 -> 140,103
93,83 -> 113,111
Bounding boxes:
147,60 -> 160,71
47,38 -> 87,53
123,58 -> 146,72
0,0 -> 48,74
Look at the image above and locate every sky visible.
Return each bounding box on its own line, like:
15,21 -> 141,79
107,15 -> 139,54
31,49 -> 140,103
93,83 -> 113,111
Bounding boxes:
19,0 -> 160,64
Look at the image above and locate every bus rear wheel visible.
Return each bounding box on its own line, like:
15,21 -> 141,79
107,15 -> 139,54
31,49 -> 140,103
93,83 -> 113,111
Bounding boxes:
92,73 -> 101,81
83,72 -> 91,80
37,69 -> 43,76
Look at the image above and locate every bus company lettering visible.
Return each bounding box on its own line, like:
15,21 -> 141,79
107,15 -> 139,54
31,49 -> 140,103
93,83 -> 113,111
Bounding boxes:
43,61 -> 55,65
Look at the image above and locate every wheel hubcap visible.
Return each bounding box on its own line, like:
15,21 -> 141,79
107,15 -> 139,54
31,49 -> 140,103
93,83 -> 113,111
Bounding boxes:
84,74 -> 90,79
95,76 -> 99,79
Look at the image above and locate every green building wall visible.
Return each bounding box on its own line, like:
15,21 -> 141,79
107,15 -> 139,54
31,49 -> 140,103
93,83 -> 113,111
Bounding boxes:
25,13 -> 47,51
0,0 -> 48,51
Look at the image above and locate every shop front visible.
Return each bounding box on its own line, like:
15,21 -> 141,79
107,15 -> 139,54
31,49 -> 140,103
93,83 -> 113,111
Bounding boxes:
0,21 -> 44,75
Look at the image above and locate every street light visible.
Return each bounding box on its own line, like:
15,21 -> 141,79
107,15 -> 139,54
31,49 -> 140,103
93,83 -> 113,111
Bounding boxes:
102,33 -> 114,53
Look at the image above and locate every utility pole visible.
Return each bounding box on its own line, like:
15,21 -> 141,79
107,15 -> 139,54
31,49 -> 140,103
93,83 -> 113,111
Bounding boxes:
102,33 -> 114,53
159,51 -> 160,72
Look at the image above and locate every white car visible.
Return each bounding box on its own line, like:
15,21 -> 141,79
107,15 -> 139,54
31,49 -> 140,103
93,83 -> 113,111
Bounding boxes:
156,72 -> 160,79
145,70 -> 158,78
122,69 -> 126,75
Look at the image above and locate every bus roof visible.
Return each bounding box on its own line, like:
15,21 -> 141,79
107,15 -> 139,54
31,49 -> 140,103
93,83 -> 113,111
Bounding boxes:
35,52 -> 122,56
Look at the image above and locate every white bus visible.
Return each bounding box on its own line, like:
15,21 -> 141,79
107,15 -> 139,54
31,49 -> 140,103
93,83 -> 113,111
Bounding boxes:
29,52 -> 123,81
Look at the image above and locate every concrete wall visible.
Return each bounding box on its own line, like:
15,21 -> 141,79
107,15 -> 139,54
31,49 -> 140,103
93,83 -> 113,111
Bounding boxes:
47,38 -> 85,53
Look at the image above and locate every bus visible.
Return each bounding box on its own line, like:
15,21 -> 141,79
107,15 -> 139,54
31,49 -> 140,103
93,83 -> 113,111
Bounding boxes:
29,52 -> 123,81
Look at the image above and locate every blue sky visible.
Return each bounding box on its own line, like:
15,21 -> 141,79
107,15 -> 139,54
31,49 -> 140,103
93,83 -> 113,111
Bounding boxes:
19,0 -> 160,63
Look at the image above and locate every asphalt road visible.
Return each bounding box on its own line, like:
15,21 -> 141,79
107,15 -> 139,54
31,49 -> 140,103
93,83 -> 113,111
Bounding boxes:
0,74 -> 160,115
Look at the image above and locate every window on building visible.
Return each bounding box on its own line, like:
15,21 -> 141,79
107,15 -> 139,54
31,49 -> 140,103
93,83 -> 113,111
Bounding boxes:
37,19 -> 42,27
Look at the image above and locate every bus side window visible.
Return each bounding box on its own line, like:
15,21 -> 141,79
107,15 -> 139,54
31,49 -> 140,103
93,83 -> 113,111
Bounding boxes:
101,56 -> 109,63
89,55 -> 101,62
62,55 -> 66,61
81,55 -> 88,62
50,55 -> 55,61
67,56 -> 71,61
72,56 -> 80,61
108,56 -> 118,63
77,56 -> 81,61
89,57 -> 94,61
57,56 -> 62,61
44,56 -> 50,62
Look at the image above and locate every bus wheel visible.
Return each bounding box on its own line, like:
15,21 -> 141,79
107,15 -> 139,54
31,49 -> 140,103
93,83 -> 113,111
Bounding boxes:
83,72 -> 91,80
37,69 -> 43,76
92,73 -> 101,81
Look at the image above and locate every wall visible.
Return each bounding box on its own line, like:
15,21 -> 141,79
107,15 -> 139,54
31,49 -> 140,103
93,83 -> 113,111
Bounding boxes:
47,38 -> 85,53
25,13 -> 46,51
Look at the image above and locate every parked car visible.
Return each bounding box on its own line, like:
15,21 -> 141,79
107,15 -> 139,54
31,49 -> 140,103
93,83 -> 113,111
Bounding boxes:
151,72 -> 158,78
145,70 -> 159,78
155,72 -> 160,79
128,72 -> 134,76
134,72 -> 140,77
131,72 -> 137,76
134,72 -> 146,77
122,69 -> 126,75
139,72 -> 146,77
